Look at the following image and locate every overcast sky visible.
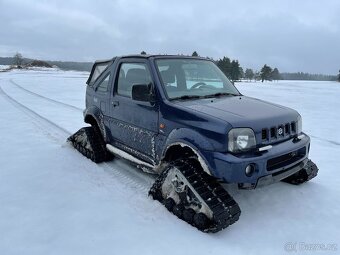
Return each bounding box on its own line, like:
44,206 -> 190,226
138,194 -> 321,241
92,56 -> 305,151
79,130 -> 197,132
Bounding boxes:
0,0 -> 339,74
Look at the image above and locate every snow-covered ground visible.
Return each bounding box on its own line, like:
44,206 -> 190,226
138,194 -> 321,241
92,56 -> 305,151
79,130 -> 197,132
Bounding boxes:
0,69 -> 339,255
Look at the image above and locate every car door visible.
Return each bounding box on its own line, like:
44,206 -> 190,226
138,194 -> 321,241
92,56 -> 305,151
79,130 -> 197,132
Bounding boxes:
92,71 -> 112,116
108,59 -> 159,163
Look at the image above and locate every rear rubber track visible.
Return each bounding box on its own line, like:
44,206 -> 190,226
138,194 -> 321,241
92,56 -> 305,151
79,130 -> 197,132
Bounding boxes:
149,158 -> 241,233
68,126 -> 113,163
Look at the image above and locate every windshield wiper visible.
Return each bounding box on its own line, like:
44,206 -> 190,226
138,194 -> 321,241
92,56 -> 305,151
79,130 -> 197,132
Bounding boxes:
171,95 -> 202,101
203,92 -> 239,98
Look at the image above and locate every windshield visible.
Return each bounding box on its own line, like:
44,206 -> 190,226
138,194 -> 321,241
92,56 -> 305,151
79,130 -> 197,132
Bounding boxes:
156,58 -> 240,100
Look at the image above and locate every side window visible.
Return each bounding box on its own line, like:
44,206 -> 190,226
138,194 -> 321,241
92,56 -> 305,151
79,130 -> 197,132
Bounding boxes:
90,62 -> 109,84
117,63 -> 152,98
96,73 -> 110,92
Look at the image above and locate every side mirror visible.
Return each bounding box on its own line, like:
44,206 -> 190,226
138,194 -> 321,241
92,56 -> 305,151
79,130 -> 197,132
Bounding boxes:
132,84 -> 155,102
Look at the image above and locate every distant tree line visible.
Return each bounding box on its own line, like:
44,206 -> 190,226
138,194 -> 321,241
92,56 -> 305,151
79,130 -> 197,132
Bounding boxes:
1,51 -> 339,81
280,72 -> 337,81
190,51 -> 340,82
0,55 -> 92,71
191,51 -> 281,82
47,60 -> 92,71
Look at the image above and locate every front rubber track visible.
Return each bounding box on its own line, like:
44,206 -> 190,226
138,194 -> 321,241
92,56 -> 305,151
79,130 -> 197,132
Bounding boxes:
282,159 -> 319,185
149,158 -> 241,233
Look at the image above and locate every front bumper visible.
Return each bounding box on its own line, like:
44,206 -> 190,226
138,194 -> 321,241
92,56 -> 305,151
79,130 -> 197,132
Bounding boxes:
256,158 -> 308,188
204,133 -> 310,189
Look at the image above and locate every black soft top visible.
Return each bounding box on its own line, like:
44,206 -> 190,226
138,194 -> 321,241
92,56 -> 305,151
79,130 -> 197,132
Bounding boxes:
86,58 -> 115,85
86,54 -> 212,84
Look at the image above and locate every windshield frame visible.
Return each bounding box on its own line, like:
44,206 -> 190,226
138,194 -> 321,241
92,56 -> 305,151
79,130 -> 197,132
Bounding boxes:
153,57 -> 242,101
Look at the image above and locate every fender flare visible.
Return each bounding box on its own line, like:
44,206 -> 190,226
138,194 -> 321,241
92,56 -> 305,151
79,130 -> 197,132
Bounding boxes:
83,106 -> 109,142
162,128 -> 215,175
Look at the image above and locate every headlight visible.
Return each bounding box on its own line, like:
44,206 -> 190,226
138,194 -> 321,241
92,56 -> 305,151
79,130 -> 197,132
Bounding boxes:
228,128 -> 256,153
297,115 -> 302,134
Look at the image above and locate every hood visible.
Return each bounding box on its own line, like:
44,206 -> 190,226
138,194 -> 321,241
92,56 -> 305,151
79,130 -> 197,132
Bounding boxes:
175,96 -> 299,130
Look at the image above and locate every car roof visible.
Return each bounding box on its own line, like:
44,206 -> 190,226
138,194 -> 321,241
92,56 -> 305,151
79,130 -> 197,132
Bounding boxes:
94,55 -> 211,64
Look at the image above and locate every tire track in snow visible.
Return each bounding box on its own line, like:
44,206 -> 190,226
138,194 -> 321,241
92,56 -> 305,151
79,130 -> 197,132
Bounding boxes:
10,79 -> 83,112
0,85 -> 71,140
0,85 -> 154,193
310,135 -> 340,147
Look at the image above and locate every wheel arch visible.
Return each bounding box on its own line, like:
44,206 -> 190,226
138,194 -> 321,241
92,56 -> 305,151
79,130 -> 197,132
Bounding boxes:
83,106 -> 109,142
160,128 -> 216,176
162,142 -> 212,176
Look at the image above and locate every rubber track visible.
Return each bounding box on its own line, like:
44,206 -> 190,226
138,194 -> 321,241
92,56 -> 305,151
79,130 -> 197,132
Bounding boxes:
282,159 -> 319,185
149,158 -> 241,233
68,127 -> 112,163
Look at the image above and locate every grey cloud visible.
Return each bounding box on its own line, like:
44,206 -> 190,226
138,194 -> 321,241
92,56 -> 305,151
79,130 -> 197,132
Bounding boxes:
0,0 -> 339,74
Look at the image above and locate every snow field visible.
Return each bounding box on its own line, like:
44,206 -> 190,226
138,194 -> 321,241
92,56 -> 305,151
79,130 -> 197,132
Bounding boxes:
0,69 -> 339,255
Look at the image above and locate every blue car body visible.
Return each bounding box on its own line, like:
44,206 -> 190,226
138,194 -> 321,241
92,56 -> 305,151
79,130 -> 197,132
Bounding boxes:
84,55 -> 310,189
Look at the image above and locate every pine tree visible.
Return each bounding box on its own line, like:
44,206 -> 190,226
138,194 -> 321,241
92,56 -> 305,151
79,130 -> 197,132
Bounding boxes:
271,68 -> 281,81
192,51 -> 199,57
245,68 -> 254,81
230,60 -> 241,81
140,51 -> 146,55
217,57 -> 231,79
239,67 -> 244,79
260,64 -> 273,82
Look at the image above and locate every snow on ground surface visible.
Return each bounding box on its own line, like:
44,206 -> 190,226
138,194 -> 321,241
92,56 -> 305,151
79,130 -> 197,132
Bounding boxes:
0,69 -> 339,255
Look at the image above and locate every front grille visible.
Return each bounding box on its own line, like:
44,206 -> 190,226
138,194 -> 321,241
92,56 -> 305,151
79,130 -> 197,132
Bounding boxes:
262,122 -> 297,142
270,127 -> 276,138
291,122 -> 296,133
267,147 -> 306,171
285,123 -> 290,134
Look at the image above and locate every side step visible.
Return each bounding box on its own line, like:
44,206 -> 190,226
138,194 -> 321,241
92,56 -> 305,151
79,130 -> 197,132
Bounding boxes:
106,144 -> 154,169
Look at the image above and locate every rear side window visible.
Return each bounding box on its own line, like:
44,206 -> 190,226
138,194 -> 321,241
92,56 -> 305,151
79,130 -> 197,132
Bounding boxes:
90,63 -> 109,83
96,73 -> 110,92
116,63 -> 152,97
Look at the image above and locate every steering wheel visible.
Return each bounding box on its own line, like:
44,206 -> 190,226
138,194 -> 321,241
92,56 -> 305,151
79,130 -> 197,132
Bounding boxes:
190,82 -> 207,89
190,82 -> 216,90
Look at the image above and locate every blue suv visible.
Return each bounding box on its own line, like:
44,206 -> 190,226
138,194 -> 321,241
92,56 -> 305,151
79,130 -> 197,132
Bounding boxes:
69,55 -> 318,233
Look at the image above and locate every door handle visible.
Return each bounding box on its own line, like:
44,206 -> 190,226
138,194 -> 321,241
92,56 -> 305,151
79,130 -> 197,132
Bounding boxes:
112,101 -> 119,107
